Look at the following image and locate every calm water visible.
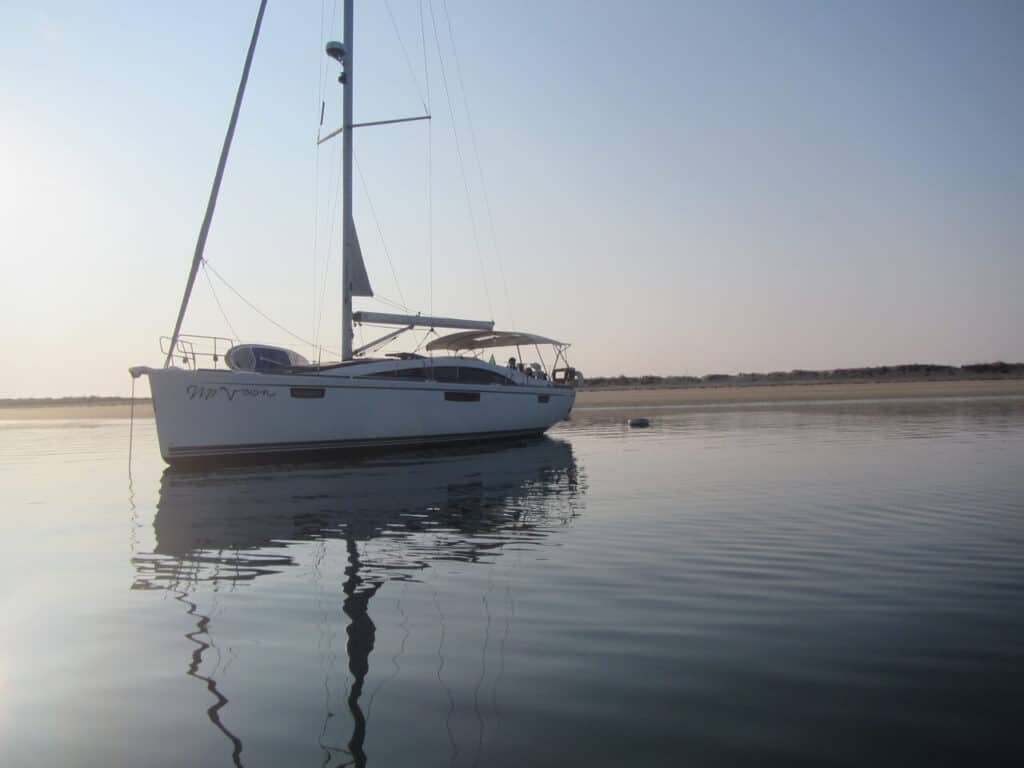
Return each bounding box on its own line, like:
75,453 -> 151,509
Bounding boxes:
2,398 -> 1023,766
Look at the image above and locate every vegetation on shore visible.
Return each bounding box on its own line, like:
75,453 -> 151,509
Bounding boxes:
582,362 -> 1024,389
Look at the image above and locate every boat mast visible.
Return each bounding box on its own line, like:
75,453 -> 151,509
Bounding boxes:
340,0 -> 355,360
164,0 -> 268,368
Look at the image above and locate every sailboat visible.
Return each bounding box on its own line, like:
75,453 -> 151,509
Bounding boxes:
130,0 -> 581,466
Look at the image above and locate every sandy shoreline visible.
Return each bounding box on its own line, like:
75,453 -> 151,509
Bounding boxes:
0,403 -> 156,420
2,379 -> 1023,421
574,379 -> 1024,408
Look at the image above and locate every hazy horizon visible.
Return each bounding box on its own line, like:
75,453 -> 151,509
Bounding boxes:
2,359 -> 1021,402
3,0 -> 1022,398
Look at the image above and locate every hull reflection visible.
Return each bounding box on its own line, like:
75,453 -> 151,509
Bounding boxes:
133,437 -> 582,767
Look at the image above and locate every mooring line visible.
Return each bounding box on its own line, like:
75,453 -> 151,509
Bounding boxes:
128,375 -> 136,476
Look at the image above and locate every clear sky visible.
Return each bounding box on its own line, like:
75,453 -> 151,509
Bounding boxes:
2,0 -> 1022,397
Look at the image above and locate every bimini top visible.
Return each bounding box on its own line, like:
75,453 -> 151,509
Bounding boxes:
425,330 -> 565,352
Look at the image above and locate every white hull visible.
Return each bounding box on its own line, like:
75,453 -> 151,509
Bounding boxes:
143,365 -> 574,464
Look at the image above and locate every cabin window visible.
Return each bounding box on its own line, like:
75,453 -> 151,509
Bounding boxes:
430,366 -> 461,383
458,367 -> 513,385
364,367 -> 427,380
444,391 -> 480,402
254,348 -> 293,370
290,387 -> 325,399
427,365 -> 513,385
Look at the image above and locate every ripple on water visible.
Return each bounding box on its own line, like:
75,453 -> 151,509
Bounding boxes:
1,398 -> 1023,766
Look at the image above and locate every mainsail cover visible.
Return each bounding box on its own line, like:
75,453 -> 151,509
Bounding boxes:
350,225 -> 373,297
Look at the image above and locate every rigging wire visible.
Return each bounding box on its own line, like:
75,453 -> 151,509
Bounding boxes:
440,0 -> 514,326
313,158 -> 415,352
372,293 -> 413,312
202,262 -> 241,343
384,0 -> 428,113
204,259 -> 339,357
318,1 -> 327,96
427,0 -> 494,321
309,2 -> 498,355
419,0 -> 434,317
312,0 -> 327,349
413,327 -> 439,353
312,134 -> 322,349
313,140 -> 343,354
354,154 -> 407,309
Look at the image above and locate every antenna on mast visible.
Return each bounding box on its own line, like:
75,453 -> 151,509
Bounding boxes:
325,41 -> 347,82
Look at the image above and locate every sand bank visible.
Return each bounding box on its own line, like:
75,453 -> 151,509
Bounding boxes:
574,379 -> 1024,408
0,403 -> 155,421
2,379 -> 1022,421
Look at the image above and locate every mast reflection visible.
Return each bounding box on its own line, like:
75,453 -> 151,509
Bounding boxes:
132,438 -> 582,767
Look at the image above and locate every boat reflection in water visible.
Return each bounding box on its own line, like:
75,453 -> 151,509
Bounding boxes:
132,437 -> 582,767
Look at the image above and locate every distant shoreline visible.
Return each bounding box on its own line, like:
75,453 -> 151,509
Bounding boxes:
3,365 -> 1023,411
2,378 -> 1023,420
574,378 -> 1024,408
0,396 -> 144,409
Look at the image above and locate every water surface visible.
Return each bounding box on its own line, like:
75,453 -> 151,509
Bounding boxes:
2,398 -> 1022,766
